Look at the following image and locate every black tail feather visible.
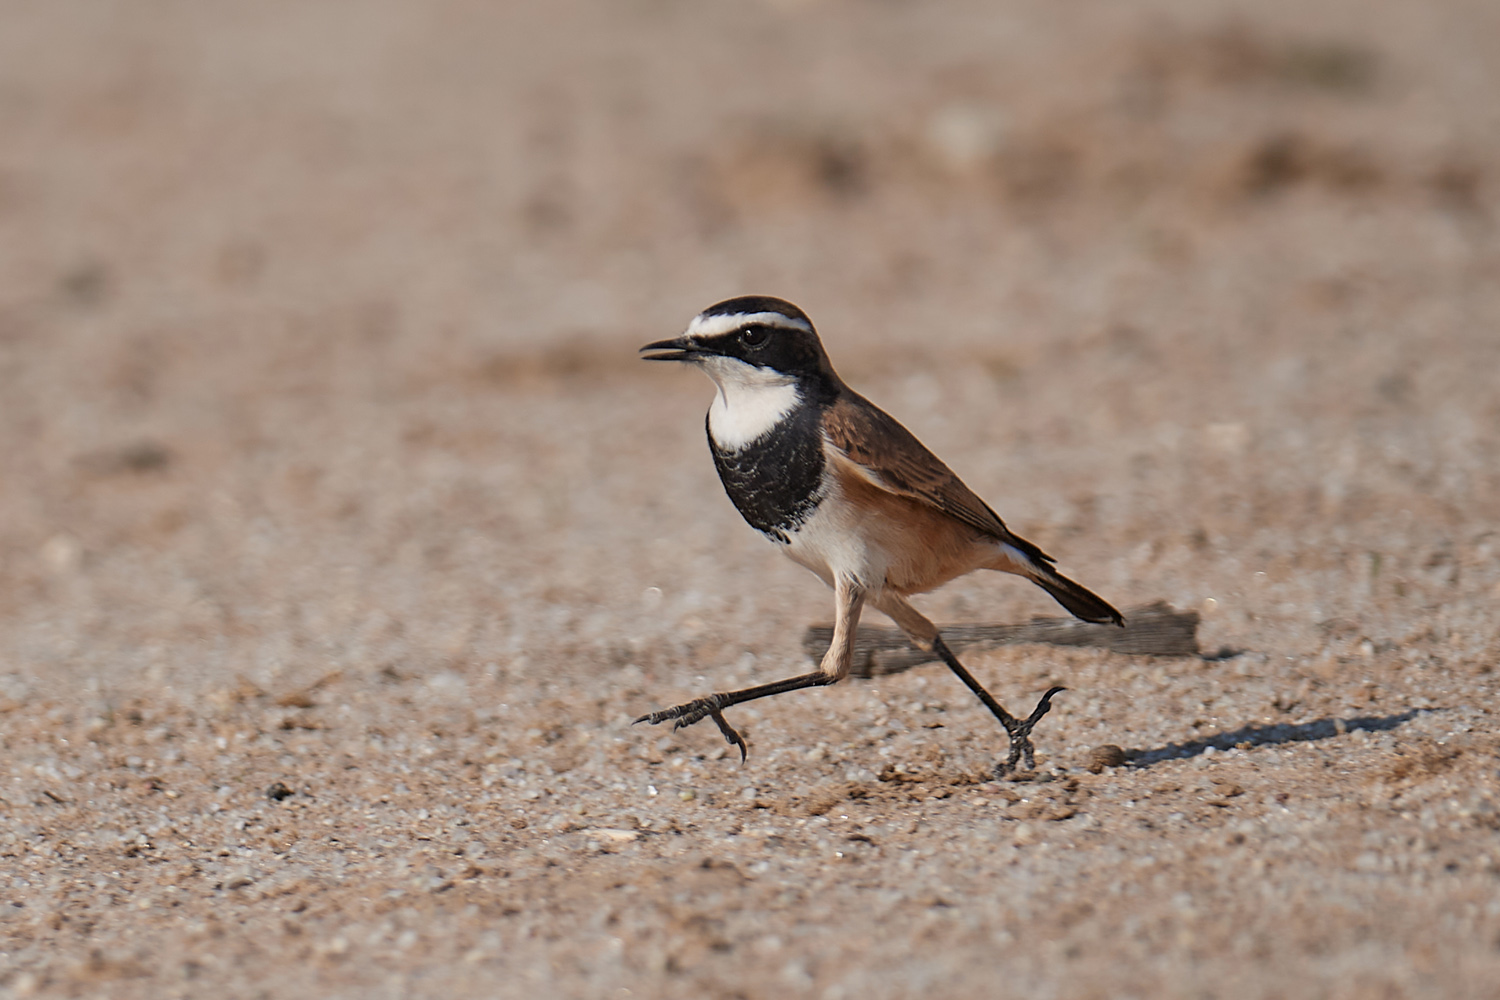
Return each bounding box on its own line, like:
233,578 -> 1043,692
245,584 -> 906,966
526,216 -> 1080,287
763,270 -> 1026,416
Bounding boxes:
1030,570 -> 1124,626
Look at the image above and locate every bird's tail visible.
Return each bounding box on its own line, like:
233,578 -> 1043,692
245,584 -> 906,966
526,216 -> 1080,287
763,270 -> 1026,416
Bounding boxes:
991,541 -> 1125,626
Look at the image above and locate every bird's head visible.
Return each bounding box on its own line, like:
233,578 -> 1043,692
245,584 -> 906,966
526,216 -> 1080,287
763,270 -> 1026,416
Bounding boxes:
641,296 -> 838,395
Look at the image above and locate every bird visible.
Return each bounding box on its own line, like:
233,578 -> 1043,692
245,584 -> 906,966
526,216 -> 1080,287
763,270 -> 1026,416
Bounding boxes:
635,295 -> 1123,774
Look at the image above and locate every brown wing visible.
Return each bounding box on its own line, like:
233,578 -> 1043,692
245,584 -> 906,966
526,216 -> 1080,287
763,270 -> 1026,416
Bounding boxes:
821,392 -> 1055,565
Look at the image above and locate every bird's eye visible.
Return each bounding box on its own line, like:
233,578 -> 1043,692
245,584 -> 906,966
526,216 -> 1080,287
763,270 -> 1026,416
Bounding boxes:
740,326 -> 770,348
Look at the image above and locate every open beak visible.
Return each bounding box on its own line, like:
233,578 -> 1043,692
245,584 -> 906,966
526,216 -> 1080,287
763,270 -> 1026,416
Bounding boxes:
639,336 -> 701,362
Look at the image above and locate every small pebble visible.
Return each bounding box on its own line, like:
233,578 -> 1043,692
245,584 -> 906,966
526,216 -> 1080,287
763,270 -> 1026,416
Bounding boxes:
589,829 -> 639,843
1087,745 -> 1127,774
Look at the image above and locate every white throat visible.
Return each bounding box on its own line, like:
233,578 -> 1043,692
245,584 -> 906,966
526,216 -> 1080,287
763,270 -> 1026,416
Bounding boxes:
698,356 -> 802,452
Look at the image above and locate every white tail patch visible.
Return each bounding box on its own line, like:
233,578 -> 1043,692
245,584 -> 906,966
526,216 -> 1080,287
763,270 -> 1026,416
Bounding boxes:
991,542 -> 1043,578
700,355 -> 802,451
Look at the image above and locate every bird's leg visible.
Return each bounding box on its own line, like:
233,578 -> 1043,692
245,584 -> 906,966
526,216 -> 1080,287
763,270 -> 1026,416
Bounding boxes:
635,578 -> 866,763
932,635 -> 1065,775
634,672 -> 832,763
874,593 -> 1065,776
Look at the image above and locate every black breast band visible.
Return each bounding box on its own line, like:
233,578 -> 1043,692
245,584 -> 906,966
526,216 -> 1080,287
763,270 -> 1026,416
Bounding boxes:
708,404 -> 825,543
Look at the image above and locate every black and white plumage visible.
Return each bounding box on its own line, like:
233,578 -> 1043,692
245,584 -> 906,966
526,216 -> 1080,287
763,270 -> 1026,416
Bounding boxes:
636,296 -> 1123,773
708,395 -> 825,543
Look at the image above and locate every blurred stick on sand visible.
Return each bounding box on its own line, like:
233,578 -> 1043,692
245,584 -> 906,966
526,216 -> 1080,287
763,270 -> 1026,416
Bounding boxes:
803,601 -> 1200,677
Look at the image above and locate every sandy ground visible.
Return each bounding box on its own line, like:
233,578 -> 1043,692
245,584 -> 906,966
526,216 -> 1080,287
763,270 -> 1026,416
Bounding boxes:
3,1 -> 1500,997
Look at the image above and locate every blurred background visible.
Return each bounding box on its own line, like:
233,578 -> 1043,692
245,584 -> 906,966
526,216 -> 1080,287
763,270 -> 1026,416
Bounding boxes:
3,0 -> 1495,703
1,3 -> 1499,995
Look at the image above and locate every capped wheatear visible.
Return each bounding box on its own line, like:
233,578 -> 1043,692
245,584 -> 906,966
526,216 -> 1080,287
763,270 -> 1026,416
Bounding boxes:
636,296 -> 1122,774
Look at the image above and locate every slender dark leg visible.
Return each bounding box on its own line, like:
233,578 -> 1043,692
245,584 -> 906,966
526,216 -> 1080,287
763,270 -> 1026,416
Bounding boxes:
932,634 -> 1065,775
872,593 -> 1066,775
634,671 -> 837,762
635,577 -> 867,764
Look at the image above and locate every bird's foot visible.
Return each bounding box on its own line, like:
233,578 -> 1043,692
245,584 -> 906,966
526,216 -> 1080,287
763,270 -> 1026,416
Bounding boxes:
993,686 -> 1066,779
633,695 -> 747,763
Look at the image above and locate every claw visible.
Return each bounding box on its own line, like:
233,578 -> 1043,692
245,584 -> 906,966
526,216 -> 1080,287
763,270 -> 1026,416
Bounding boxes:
709,710 -> 748,763
993,686 -> 1067,778
1026,685 -> 1067,726
634,695 -> 746,761
633,670 -> 834,763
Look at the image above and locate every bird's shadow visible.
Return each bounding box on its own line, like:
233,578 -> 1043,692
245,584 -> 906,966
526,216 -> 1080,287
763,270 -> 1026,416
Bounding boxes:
1123,708 -> 1428,768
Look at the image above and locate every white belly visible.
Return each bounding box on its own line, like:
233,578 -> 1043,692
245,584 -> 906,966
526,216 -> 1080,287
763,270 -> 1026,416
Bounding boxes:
778,449 -> 1002,598
779,487 -> 889,593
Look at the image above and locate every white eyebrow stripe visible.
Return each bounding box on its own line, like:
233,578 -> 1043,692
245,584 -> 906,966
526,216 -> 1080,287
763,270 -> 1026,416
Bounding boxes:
685,311 -> 812,339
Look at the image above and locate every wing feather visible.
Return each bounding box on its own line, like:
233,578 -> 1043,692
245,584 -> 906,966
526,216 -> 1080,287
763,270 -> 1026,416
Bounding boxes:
822,393 -> 1055,565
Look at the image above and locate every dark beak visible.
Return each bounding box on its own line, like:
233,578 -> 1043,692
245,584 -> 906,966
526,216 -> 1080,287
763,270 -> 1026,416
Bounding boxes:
639,336 -> 700,362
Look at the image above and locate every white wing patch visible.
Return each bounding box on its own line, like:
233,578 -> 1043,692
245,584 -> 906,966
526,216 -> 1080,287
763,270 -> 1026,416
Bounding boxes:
699,356 -> 801,451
